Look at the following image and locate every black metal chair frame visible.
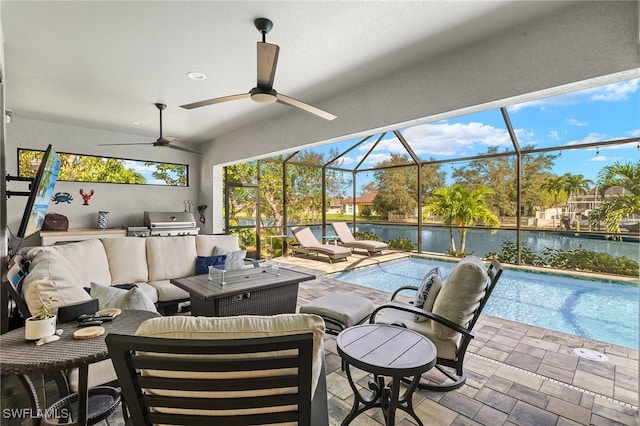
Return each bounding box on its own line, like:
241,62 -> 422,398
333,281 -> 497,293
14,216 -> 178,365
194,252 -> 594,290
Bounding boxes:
106,332 -> 319,426
370,259 -> 503,391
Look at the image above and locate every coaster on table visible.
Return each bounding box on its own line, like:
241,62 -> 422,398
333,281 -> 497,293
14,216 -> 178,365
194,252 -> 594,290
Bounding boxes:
96,308 -> 122,317
73,326 -> 106,340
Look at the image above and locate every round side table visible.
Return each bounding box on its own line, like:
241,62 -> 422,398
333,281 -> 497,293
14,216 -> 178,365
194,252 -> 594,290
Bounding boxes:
336,323 -> 437,426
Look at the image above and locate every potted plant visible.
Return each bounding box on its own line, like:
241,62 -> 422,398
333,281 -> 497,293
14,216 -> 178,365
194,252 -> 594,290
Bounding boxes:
24,297 -> 58,340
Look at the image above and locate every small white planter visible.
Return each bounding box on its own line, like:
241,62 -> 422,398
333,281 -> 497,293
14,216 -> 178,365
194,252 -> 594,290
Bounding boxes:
24,315 -> 57,340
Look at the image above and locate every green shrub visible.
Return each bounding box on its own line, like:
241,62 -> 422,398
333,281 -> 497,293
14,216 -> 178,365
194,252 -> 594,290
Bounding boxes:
354,231 -> 383,242
542,246 -> 639,276
485,240 -> 545,266
486,241 -> 638,276
387,237 -> 416,251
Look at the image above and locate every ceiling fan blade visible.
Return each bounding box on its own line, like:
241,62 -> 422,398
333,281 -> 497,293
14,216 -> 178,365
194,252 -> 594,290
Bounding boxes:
257,42 -> 279,90
99,143 -> 151,146
276,94 -> 337,121
167,144 -> 201,155
180,93 -> 250,110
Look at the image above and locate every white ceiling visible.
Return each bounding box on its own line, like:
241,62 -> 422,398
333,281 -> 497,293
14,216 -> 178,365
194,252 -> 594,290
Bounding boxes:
2,1 -> 576,147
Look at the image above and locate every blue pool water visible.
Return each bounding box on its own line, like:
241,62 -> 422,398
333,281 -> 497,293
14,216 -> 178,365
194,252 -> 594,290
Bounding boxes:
331,257 -> 639,349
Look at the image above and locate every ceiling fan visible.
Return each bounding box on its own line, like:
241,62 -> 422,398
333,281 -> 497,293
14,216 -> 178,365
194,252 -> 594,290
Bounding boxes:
100,103 -> 200,154
180,18 -> 337,121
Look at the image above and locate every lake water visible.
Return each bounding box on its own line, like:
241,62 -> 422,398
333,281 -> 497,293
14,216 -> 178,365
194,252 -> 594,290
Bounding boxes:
337,224 -> 640,260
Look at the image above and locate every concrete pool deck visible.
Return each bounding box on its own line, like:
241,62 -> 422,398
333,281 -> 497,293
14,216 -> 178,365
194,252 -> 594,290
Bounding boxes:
281,250 -> 638,425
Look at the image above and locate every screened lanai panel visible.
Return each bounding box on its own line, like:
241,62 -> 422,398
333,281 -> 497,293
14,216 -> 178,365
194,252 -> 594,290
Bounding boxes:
399,109 -> 515,162
258,161 -> 284,227
508,78 -> 640,150
286,164 -> 323,224
226,161 -> 258,184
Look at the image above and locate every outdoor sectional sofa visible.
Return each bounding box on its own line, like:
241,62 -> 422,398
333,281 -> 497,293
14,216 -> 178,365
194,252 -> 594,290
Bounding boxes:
17,233 -> 246,393
21,234 -> 245,318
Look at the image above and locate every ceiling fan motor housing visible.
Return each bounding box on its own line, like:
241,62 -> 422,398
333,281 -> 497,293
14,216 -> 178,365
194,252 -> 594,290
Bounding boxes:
250,87 -> 277,104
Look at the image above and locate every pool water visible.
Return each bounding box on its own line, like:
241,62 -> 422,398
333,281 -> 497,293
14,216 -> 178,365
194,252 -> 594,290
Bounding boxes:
331,257 -> 639,349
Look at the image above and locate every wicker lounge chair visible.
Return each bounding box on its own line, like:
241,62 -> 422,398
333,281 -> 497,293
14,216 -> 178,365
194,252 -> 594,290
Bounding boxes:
291,226 -> 351,263
331,222 -> 388,256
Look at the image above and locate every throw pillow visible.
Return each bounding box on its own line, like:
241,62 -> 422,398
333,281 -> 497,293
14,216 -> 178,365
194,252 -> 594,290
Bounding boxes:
414,267 -> 442,322
212,247 -> 247,270
90,282 -> 157,313
195,255 -> 227,275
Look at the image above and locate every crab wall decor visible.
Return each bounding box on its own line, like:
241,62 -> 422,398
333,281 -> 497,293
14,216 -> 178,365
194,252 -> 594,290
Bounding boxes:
51,192 -> 73,204
79,189 -> 94,206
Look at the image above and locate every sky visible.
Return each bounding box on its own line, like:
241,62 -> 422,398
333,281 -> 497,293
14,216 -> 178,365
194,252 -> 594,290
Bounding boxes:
304,77 -> 639,194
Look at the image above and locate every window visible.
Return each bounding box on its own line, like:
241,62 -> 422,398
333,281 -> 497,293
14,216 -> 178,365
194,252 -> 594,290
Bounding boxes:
18,149 -> 188,186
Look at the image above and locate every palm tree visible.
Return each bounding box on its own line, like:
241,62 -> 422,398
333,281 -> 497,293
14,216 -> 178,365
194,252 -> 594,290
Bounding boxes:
541,176 -> 567,227
425,183 -> 500,254
590,161 -> 640,233
563,173 -> 593,217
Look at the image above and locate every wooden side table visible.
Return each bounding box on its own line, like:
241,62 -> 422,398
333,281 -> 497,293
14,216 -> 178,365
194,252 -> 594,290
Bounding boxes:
336,324 -> 437,426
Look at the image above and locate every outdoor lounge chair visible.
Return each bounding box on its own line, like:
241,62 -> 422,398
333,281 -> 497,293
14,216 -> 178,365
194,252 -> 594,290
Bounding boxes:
291,226 -> 351,263
370,256 -> 503,391
106,314 -> 329,426
331,222 -> 388,256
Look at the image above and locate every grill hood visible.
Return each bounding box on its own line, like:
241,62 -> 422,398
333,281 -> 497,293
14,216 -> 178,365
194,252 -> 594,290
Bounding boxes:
144,212 -> 197,229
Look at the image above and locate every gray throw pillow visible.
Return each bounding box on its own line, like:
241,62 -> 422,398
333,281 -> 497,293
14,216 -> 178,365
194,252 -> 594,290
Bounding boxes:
414,267 -> 442,322
90,282 -> 157,312
212,247 -> 247,270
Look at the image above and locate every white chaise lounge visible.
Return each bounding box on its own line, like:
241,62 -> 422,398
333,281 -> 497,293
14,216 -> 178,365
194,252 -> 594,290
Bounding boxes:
331,222 -> 388,256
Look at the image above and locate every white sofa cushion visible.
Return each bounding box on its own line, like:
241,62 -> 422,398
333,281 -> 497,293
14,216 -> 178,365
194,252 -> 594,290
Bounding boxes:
195,234 -> 240,256
51,239 -> 112,287
147,280 -> 190,302
102,237 -> 149,284
22,249 -> 92,315
431,256 -> 488,340
146,236 -> 197,281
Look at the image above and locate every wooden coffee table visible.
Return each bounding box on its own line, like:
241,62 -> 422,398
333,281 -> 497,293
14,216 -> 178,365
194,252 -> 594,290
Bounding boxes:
337,323 -> 437,426
170,266 -> 315,316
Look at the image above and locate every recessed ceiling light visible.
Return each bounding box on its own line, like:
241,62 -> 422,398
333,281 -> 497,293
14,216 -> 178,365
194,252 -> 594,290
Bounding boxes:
132,121 -> 145,125
187,71 -> 207,81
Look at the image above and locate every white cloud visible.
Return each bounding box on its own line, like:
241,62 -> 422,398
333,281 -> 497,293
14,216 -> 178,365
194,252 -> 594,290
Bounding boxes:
566,118 -> 587,126
590,155 -> 607,162
509,78 -> 639,112
360,152 -> 392,166
547,130 -> 560,140
589,79 -> 639,102
564,132 -> 608,146
629,129 -> 640,137
399,121 -> 518,156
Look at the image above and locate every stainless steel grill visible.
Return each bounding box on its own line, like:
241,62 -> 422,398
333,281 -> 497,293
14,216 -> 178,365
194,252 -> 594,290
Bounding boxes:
143,212 -> 200,237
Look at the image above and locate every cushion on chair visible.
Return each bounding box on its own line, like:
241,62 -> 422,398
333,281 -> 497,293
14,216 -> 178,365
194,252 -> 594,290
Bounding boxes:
431,256 -> 488,340
136,314 -> 326,396
375,308 -> 461,359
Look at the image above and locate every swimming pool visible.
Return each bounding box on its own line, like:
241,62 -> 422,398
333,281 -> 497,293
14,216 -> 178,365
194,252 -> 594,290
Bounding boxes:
331,257 -> 639,349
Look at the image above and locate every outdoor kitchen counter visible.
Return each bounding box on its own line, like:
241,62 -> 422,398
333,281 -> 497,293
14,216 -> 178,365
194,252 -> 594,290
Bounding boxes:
40,228 -> 127,246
